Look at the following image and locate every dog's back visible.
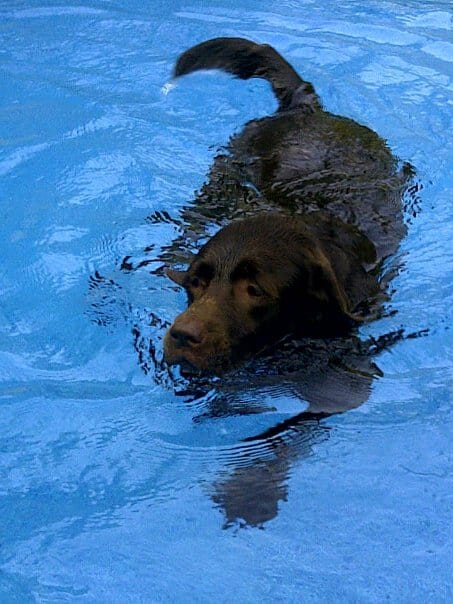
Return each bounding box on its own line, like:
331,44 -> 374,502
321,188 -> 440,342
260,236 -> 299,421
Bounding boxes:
175,37 -> 409,262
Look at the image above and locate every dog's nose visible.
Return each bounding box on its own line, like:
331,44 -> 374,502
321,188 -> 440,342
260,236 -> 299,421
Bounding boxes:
169,318 -> 204,348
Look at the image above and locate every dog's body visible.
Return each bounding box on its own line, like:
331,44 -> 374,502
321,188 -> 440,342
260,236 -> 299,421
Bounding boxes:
164,38 -> 409,375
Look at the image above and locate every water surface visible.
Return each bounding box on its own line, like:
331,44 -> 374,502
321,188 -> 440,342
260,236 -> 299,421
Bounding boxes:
0,1 -> 452,602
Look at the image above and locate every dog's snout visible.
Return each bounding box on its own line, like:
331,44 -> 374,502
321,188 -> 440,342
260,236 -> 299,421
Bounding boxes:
169,318 -> 204,348
164,298 -> 232,373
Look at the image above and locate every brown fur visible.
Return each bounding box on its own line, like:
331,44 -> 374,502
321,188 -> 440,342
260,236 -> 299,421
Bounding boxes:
163,38 -> 408,374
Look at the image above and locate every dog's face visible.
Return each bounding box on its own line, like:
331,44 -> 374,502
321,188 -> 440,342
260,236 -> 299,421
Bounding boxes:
163,214 -> 357,374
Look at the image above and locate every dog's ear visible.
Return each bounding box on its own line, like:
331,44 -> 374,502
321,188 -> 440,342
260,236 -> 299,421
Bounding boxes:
165,268 -> 187,286
305,248 -> 362,326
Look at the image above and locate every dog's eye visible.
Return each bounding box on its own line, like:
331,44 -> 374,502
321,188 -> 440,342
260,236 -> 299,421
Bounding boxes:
190,276 -> 202,288
247,284 -> 263,298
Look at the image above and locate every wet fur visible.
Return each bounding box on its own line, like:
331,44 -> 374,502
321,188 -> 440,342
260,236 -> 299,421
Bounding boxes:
164,37 -> 409,375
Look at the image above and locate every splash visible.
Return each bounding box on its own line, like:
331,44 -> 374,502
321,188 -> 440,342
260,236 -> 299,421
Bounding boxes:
161,80 -> 176,95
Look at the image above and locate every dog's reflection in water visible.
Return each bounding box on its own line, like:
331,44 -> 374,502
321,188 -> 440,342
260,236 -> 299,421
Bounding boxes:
170,331 -> 403,528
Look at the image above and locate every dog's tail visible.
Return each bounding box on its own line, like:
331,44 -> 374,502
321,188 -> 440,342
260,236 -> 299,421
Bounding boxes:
173,37 -> 321,112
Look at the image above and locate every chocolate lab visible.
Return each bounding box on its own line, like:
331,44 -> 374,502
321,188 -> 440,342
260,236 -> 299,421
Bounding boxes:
163,37 -> 409,375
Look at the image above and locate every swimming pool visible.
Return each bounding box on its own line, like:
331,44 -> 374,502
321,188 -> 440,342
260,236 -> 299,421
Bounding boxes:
0,0 -> 452,601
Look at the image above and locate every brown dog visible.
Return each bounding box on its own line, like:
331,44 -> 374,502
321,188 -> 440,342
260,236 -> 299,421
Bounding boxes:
163,38 -> 408,375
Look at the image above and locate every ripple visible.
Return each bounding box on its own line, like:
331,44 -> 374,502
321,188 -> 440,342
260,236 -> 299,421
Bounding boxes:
89,233 -> 125,268
0,142 -> 50,176
62,113 -> 131,142
405,11 -> 452,30
25,252 -> 86,294
0,111 -> 131,177
39,226 -> 89,246
313,21 -> 424,45
4,7 -> 107,19
58,152 -> 136,206
2,389 -> 315,534
175,10 -> 243,25
422,40 -> 453,62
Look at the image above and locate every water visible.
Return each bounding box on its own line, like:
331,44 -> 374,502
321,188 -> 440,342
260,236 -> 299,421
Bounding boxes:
0,0 -> 452,601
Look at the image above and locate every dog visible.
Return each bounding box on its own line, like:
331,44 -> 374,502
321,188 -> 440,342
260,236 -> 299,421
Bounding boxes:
163,37 -> 409,375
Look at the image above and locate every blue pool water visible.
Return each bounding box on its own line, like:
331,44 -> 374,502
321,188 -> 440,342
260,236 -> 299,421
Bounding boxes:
1,0 -> 452,601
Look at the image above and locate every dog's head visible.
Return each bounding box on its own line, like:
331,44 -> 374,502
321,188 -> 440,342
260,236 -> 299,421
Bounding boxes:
163,214 -> 363,375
